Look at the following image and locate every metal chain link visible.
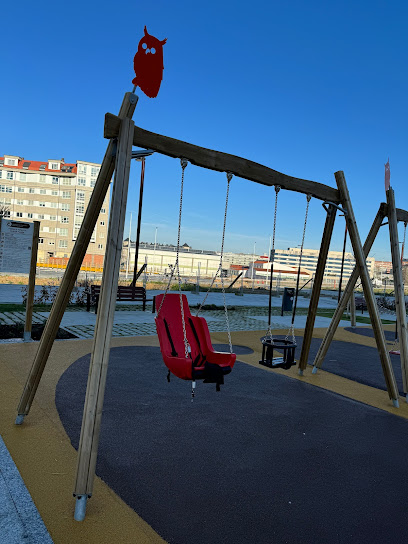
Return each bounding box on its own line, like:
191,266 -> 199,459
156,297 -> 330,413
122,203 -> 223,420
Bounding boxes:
197,172 -> 233,352
266,185 -> 280,339
286,194 -> 312,344
157,158 -> 190,358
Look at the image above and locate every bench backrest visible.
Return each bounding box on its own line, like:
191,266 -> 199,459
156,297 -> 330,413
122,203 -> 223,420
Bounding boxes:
90,285 -> 146,298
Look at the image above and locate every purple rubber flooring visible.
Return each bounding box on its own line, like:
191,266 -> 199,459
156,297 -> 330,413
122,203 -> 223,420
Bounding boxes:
56,343 -> 408,544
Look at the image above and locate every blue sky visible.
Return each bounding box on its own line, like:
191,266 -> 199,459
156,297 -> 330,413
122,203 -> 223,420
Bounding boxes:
2,0 -> 407,260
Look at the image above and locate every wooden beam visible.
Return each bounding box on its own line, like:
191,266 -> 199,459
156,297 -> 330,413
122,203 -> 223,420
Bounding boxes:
397,208 -> 408,223
16,93 -> 138,423
298,204 -> 337,372
104,113 -> 341,203
313,204 -> 386,371
386,188 -> 408,394
334,172 -> 399,405
74,117 -> 135,520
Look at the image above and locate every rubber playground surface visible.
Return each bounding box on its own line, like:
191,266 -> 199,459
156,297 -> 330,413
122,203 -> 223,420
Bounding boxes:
1,323 -> 408,543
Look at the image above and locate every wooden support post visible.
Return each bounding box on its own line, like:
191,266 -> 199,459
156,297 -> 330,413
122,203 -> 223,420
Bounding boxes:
350,288 -> 356,328
73,116 -> 134,521
298,204 -> 337,373
386,188 -> 408,395
334,172 -> 399,405
24,221 -> 40,341
15,93 -> 138,424
313,204 -> 386,371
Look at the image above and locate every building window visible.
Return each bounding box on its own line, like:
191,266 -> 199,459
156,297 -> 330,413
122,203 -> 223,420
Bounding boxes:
61,217 -> 69,223
77,178 -> 86,186
16,212 -> 23,217
61,203 -> 70,211
27,213 -> 33,218
38,238 -> 44,244
100,221 -> 105,226
62,191 -> 71,198
50,202 -> 57,208
78,165 -> 87,174
91,167 -> 99,176
7,159 -> 16,166
20,172 -> 26,181
52,177 -> 59,184
39,202 -> 46,207
50,215 -> 57,221
76,205 -> 84,214
98,244 -> 103,249
37,214 -> 45,219
29,188 -> 35,194
17,199 -> 24,205
2,211 -> 10,218
49,241 -> 55,245
90,180 -> 96,188
40,189 -> 46,194
76,191 -> 85,201
0,185 -> 12,193
28,200 -> 34,205
101,208 -> 106,213
59,240 -> 68,248
59,228 -> 68,236
62,178 -> 71,186
7,172 -> 13,180
40,174 -> 46,182
51,163 -> 58,170
49,227 -> 56,233
0,171 -> 2,179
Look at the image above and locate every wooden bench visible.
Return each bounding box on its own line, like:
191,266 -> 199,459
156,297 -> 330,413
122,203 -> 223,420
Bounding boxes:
86,285 -> 155,314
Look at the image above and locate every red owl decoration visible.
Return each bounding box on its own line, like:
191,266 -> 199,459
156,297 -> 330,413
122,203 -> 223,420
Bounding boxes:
132,26 -> 167,98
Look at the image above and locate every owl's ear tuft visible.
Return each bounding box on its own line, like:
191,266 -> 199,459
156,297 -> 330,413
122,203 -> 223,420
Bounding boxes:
160,38 -> 167,46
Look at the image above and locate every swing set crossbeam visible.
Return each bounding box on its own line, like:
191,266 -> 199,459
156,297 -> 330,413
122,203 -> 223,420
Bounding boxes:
104,113 -> 341,203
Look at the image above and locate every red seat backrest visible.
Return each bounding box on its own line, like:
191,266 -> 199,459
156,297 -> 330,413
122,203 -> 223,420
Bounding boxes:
155,294 -> 202,362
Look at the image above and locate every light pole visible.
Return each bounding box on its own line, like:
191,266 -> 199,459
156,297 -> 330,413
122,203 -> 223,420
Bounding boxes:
153,226 -> 158,273
126,212 -> 133,279
130,149 -> 155,287
252,242 -> 256,291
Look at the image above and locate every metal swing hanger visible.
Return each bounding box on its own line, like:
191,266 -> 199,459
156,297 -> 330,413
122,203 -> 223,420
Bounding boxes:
265,185 -> 281,340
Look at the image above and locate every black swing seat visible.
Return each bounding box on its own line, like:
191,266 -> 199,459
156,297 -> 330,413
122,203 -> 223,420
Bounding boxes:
259,336 -> 296,370
155,294 -> 236,388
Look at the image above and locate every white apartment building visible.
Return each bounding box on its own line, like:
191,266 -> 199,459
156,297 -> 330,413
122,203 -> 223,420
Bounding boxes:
0,154 -> 109,263
271,247 -> 375,281
122,243 -> 373,285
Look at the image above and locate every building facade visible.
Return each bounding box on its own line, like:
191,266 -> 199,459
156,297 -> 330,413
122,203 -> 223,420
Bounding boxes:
0,154 -> 109,263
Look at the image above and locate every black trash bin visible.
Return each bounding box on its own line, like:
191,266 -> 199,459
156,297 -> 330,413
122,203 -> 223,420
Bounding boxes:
281,287 -> 295,315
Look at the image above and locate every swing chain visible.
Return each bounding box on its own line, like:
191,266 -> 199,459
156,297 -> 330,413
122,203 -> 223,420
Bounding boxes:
286,193 -> 312,345
157,158 -> 190,359
197,172 -> 233,353
266,185 -> 281,339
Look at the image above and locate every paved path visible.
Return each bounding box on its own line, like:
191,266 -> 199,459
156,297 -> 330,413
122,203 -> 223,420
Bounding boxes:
0,437 -> 53,544
0,288 -> 396,340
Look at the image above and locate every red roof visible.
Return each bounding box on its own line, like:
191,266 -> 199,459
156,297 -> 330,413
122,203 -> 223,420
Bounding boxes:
0,157 -> 77,174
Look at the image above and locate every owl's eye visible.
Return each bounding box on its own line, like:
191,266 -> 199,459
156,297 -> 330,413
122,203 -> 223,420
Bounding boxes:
151,47 -> 156,54
142,42 -> 147,49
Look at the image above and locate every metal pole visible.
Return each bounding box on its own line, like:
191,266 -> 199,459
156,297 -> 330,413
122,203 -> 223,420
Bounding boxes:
126,212 -> 132,279
131,157 -> 145,287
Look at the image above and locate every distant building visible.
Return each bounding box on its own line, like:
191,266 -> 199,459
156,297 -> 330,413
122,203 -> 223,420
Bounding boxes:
0,154 -> 110,264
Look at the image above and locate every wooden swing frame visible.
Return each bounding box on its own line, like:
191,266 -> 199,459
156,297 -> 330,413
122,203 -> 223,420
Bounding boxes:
311,196 -> 408,397
14,92 -> 402,521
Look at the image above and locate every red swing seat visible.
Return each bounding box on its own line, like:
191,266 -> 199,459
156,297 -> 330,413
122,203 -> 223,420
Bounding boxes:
155,294 -> 236,387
